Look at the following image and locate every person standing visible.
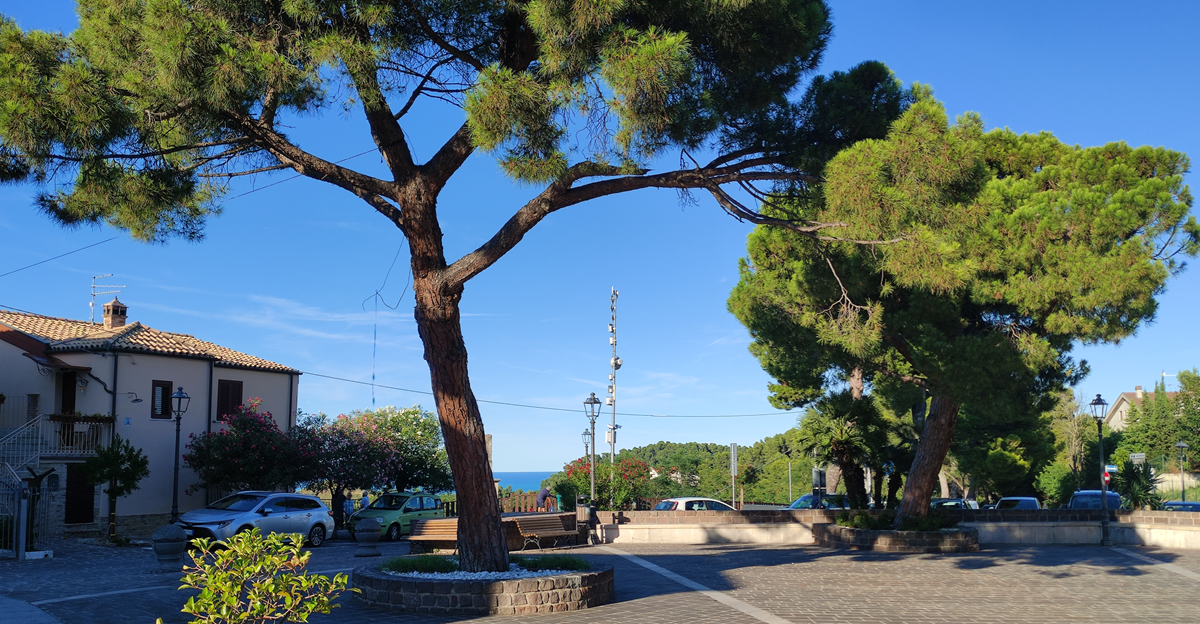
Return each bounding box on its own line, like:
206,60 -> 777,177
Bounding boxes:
536,487 -> 552,512
360,492 -> 370,510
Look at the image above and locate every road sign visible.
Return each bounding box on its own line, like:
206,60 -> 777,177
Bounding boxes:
1105,464 -> 1119,473
1130,453 -> 1146,465
1103,472 -> 1111,485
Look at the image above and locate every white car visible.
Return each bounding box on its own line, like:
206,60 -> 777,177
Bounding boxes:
653,497 -> 735,511
177,491 -> 335,546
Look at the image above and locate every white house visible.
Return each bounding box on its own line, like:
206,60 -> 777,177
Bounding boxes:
1103,385 -> 1177,432
0,298 -> 298,538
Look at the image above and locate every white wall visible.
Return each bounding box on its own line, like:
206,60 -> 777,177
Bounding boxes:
0,339 -> 56,423
101,352 -> 212,515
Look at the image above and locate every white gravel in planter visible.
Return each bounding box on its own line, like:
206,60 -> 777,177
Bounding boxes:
384,563 -> 574,581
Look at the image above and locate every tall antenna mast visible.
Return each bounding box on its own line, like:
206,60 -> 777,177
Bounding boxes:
90,274 -> 125,324
606,288 -> 622,492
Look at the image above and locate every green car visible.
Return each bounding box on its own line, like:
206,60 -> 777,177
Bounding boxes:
346,492 -> 445,541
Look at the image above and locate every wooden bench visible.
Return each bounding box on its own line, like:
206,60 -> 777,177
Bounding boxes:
514,515 -> 577,551
408,518 -> 458,554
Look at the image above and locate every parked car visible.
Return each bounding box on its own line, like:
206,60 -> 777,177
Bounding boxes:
995,497 -> 1041,510
930,498 -> 979,510
653,497 -> 736,511
1162,501 -> 1200,512
346,491 -> 445,541
1066,490 -> 1122,510
783,493 -> 852,510
176,491 -> 334,546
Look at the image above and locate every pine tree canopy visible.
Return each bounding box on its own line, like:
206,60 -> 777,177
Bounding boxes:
0,0 -> 884,245
732,95 -> 1199,413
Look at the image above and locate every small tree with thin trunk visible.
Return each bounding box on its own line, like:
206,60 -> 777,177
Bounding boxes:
82,433 -> 150,542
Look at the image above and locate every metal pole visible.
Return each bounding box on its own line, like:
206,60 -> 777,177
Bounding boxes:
608,289 -> 619,498
590,416 -> 597,503
789,461 -> 792,502
1182,450 -> 1187,502
15,482 -> 29,561
1097,419 -> 1111,546
171,413 -> 182,523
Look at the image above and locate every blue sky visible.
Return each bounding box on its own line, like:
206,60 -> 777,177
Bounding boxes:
2,1 -> 1198,471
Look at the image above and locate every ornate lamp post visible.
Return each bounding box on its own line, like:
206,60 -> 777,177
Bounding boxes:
1176,441 -> 1189,502
169,387 -> 190,523
1088,394 -> 1111,546
583,393 -> 601,503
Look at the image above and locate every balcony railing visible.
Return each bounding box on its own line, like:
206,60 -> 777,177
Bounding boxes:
0,415 -> 112,470
42,417 -> 111,457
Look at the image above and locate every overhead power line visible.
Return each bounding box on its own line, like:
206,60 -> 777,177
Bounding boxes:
0,235 -> 124,280
300,371 -> 795,419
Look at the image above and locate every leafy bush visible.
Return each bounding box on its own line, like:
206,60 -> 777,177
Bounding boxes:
835,512 -> 894,530
381,555 -> 458,574
175,529 -> 353,624
509,554 -> 590,571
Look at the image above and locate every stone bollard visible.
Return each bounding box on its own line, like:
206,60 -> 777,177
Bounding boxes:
354,517 -> 382,557
150,524 -> 188,572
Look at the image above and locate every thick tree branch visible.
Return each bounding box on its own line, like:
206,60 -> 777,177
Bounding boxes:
228,112 -> 398,206
422,123 -> 476,192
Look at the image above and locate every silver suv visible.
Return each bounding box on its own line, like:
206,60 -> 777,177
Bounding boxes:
176,491 -> 334,546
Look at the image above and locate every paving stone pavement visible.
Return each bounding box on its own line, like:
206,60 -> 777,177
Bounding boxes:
3,536 -> 1199,624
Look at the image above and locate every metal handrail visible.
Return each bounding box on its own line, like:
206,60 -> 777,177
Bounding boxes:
0,416 -> 43,471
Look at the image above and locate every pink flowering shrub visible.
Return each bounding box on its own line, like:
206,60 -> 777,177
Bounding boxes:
183,399 -> 313,493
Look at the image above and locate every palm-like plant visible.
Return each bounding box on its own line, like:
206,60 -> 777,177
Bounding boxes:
1113,461 -> 1163,510
796,391 -> 881,508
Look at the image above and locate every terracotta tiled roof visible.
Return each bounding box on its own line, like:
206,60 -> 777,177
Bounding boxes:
0,309 -> 297,374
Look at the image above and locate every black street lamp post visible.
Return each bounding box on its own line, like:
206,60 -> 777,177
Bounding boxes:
170,387 -> 190,523
1088,394 -> 1112,547
583,393 -> 602,503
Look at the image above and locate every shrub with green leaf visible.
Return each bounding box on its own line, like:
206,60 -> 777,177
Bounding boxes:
381,555 -> 459,575
176,529 -> 354,624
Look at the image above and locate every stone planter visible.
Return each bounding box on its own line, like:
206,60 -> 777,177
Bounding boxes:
150,524 -> 188,569
353,564 -> 615,615
354,517 -> 382,557
814,523 -> 978,553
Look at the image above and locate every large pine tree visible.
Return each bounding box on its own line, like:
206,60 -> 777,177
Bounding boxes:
731,95 -> 1198,522
0,0 -> 911,569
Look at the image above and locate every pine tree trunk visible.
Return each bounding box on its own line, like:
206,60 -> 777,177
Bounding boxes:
826,464 -> 842,495
886,472 -> 903,509
894,394 -> 960,527
413,285 -> 508,572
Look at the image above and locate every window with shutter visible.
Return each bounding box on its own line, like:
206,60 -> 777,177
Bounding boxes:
216,379 -> 244,422
151,380 -> 173,419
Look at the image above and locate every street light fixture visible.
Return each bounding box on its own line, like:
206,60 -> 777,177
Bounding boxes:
583,393 -> 602,503
169,387 -> 190,523
1176,441 -> 1189,502
1088,394 -> 1111,546
582,429 -> 592,461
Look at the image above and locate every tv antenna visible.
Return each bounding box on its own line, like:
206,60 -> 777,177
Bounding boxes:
90,274 -> 125,324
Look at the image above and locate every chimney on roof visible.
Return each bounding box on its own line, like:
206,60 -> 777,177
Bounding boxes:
1135,385 -> 1144,400
103,297 -> 127,329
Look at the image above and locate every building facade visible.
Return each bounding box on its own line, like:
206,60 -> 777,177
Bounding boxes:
0,299 -> 298,538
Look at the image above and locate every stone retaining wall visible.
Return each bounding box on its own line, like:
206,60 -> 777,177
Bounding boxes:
813,524 -> 979,553
353,565 -> 614,615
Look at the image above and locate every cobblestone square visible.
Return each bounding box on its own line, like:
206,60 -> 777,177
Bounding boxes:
2,537 -> 1197,624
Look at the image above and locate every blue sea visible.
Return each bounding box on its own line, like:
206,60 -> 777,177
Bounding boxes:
493,471 -> 555,492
